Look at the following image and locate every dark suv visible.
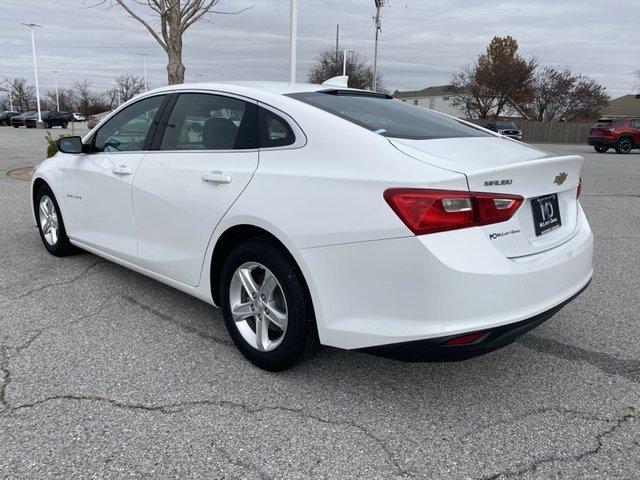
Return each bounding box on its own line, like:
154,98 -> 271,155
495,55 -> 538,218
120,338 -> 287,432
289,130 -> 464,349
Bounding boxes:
588,117 -> 640,154
24,110 -> 69,129
485,120 -> 523,141
0,111 -> 20,126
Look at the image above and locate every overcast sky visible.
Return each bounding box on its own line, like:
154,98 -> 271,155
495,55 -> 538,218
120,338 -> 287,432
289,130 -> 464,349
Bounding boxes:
1,0 -> 639,98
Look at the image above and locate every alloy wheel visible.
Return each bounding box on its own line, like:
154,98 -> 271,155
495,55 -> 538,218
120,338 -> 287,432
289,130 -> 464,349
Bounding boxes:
618,138 -> 632,154
39,195 -> 59,246
229,261 -> 288,352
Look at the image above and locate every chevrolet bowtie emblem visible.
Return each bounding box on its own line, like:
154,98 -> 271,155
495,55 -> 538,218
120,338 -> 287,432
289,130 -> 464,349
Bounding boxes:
554,172 -> 568,186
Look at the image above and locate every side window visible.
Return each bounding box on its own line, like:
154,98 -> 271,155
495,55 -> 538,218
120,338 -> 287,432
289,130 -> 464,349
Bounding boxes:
632,120 -> 640,129
160,93 -> 258,151
258,108 -> 295,148
93,95 -> 164,153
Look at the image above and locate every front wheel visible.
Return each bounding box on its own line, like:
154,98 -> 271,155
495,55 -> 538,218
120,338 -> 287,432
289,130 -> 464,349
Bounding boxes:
35,184 -> 78,257
1,120 -> 7,126
61,121 -> 68,129
219,238 -> 319,371
594,145 -> 609,153
615,137 -> 633,154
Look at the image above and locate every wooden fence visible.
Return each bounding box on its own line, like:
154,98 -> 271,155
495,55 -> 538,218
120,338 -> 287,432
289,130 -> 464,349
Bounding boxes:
466,119 -> 593,144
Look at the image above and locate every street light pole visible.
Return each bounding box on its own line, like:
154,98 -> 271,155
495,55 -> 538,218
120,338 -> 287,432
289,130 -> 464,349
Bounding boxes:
140,53 -> 148,90
289,0 -> 298,87
52,70 -> 60,111
343,50 -> 354,76
3,80 -> 13,111
22,22 -> 43,124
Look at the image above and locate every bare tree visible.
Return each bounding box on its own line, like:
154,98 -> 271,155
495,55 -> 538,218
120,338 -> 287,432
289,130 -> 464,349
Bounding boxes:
44,87 -> 77,112
2,78 -> 36,111
450,66 -> 495,119
73,80 -> 96,115
106,73 -> 146,108
530,67 -> 609,122
90,1 -> 249,85
308,48 -> 384,92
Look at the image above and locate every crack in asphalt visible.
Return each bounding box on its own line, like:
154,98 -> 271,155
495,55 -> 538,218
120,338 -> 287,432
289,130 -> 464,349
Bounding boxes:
517,335 -> 640,384
477,407 -> 637,479
0,297 -> 116,412
121,295 -> 232,347
8,395 -> 410,477
1,260 -> 107,303
460,406 -> 626,441
0,341 -> 11,412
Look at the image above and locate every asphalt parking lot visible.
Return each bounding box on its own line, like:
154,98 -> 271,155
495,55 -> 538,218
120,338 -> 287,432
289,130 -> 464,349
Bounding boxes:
1,125 -> 638,479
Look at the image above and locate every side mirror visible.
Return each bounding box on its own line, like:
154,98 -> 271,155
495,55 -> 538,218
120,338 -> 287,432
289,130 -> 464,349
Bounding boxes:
57,136 -> 83,154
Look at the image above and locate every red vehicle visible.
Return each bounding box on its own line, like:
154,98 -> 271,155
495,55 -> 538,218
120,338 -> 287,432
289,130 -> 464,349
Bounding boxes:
588,117 -> 640,154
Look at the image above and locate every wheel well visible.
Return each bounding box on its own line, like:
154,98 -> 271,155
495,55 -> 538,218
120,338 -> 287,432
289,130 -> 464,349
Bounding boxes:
32,178 -> 48,217
210,225 -> 308,307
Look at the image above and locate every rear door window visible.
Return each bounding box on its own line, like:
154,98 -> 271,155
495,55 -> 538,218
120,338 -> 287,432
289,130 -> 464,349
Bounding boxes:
159,93 -> 259,151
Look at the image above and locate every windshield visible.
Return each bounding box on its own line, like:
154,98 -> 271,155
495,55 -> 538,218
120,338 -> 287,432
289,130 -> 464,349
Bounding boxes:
494,120 -> 518,129
287,90 -> 490,140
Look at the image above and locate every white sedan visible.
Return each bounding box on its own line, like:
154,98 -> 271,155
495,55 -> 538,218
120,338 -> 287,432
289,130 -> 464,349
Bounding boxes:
31,82 -> 593,371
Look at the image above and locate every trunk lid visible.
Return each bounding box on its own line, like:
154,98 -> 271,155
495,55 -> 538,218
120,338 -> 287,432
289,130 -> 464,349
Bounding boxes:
389,136 -> 583,258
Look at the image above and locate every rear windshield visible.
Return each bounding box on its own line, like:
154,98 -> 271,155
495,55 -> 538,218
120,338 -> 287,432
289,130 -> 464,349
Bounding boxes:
596,119 -> 625,127
287,90 -> 490,140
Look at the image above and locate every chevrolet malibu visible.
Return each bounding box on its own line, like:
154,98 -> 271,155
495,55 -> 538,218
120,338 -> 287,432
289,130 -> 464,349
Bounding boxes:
31,82 -> 593,371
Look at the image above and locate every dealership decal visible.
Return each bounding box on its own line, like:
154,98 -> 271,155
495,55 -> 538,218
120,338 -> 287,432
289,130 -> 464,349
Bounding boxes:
489,229 -> 521,240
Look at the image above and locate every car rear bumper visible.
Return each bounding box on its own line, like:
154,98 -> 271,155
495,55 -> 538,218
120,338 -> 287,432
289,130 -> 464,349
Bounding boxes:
358,280 -> 589,362
587,137 -> 614,147
297,204 -> 593,351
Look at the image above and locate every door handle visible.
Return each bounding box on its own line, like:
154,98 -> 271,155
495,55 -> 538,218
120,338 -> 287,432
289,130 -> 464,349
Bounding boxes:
113,165 -> 133,176
202,171 -> 233,184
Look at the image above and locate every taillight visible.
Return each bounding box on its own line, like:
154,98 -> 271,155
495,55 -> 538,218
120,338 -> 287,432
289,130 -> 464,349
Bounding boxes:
384,189 -> 523,235
577,177 -> 582,199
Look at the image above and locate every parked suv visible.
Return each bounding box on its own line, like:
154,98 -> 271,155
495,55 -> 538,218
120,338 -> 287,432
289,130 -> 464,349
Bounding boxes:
24,110 -> 69,129
11,111 -> 36,128
485,120 -> 523,141
588,117 -> 640,154
0,111 -> 20,126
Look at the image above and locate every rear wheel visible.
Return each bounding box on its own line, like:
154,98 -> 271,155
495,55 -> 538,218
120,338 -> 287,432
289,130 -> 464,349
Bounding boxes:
35,184 -> 78,257
61,121 -> 68,129
219,238 -> 319,371
1,120 -> 7,126
615,137 -> 633,154
594,145 -> 609,153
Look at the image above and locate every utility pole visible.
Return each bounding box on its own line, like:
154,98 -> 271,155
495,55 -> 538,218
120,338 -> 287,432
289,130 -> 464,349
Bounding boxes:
289,0 -> 298,86
22,22 -> 43,125
52,70 -> 60,111
140,53 -> 149,90
372,0 -> 385,92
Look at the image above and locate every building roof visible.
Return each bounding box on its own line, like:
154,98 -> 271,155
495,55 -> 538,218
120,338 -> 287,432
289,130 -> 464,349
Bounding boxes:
393,85 -> 460,99
604,94 -> 640,117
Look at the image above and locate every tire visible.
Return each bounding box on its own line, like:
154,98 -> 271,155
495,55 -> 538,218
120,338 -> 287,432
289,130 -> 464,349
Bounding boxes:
594,145 -> 609,153
34,184 -> 78,257
13,124 -> 19,128
61,121 -> 68,129
1,120 -> 6,127
44,122 -> 50,129
219,238 -> 320,371
615,137 -> 633,154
